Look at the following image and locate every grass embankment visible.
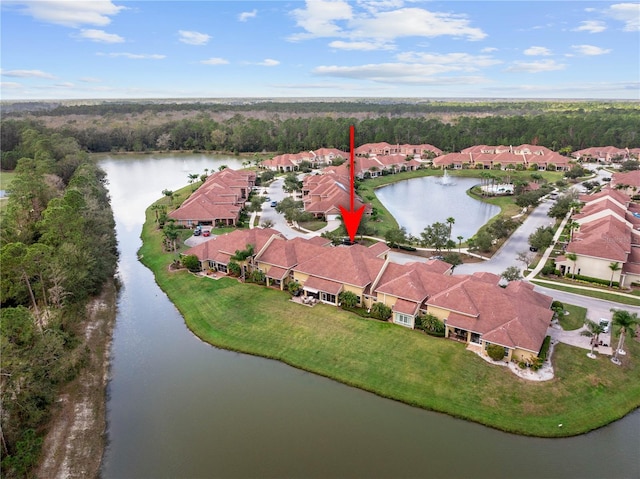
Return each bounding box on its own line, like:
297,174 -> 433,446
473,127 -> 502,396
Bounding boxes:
140,206 -> 640,437
560,304 -> 588,330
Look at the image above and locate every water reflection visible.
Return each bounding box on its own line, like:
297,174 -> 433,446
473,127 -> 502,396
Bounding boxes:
376,176 -> 500,240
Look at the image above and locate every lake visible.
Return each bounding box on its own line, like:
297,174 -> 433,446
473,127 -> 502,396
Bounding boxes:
99,154 -> 640,478
375,174 -> 500,240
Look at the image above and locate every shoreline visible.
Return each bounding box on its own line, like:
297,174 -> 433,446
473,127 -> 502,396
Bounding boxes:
35,281 -> 118,479
137,204 -> 640,438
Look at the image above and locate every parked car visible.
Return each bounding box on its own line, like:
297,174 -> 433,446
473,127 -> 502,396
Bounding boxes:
529,246 -> 538,252
264,197 -> 271,202
202,230 -> 211,237
193,229 -> 202,236
270,201 -> 278,207
599,318 -> 610,333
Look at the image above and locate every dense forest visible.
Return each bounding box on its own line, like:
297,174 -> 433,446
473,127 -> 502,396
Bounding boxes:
0,126 -> 118,477
1,101 -> 639,170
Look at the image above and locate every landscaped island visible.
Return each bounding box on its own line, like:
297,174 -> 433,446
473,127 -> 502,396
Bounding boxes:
139,202 -> 640,438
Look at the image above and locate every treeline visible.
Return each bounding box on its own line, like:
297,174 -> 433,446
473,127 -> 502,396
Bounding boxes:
7,99 -> 637,117
2,108 -> 639,169
0,126 -> 118,477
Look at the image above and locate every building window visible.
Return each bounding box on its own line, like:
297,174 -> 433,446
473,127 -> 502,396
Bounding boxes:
320,292 -> 336,304
470,332 -> 481,344
395,312 -> 413,327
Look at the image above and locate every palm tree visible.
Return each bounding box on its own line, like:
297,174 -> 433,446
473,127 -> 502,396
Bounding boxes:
608,262 -> 621,288
610,309 -> 639,365
457,235 -> 464,252
581,320 -> 605,359
446,217 -> 455,239
565,252 -> 578,279
567,220 -> 580,242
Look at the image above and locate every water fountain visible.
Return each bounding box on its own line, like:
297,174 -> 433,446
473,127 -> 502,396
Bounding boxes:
439,169 -> 454,186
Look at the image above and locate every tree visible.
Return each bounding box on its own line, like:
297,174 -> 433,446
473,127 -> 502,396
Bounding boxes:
385,226 -> 407,248
608,262 -> 621,287
162,220 -> 180,251
283,172 -> 302,193
566,220 -> 580,242
182,254 -> 201,273
516,250 -> 534,269
261,219 -> 274,228
581,320 -> 605,359
501,266 -> 522,282
187,173 -> 199,190
420,313 -> 445,335
610,309 -> 639,365
457,235 -> 464,252
474,231 -> 493,252
161,189 -> 174,205
529,226 -> 554,251
227,261 -> 241,277
548,196 -> 574,219
420,222 -> 449,251
442,253 -> 462,272
446,217 -> 455,239
486,344 -> 506,361
565,253 -> 578,279
338,291 -> 358,308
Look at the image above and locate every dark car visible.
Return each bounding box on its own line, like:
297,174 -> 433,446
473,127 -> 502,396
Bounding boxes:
270,201 -> 277,207
529,246 -> 538,252
193,229 -> 201,236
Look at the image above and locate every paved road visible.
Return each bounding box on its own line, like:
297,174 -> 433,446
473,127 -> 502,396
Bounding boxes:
454,199 -> 555,276
258,177 -> 307,239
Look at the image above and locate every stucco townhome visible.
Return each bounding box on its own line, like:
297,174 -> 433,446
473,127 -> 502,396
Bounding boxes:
555,188 -> 640,287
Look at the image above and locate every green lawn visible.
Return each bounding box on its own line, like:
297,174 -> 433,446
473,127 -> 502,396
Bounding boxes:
560,304 -> 587,330
140,205 -> 640,438
298,219 -> 327,231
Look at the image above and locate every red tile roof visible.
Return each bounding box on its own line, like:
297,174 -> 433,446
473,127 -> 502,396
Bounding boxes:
303,276 -> 343,295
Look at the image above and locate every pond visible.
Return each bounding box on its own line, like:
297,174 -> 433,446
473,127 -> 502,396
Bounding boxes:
375,175 -> 500,240
99,154 -> 640,479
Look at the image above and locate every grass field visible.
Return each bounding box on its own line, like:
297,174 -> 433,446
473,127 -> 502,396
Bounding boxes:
560,304 -> 588,330
532,280 -> 640,307
140,205 -> 640,438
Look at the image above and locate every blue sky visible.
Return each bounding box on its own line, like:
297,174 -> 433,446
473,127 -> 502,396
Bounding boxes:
1,1 -> 639,100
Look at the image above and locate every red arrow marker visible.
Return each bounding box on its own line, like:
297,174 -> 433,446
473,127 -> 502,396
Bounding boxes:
339,125 -> 365,242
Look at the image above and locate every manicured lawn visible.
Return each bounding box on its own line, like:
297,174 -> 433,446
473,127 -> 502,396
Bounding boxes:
140,205 -> 640,438
560,304 -> 587,330
298,220 -> 327,231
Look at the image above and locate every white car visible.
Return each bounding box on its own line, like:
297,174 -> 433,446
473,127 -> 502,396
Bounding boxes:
598,318 -> 611,333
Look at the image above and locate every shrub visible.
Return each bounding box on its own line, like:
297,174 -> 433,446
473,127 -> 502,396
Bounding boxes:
338,291 -> 359,308
420,313 -> 445,335
538,336 -> 551,361
287,281 -> 301,296
486,344 -> 506,361
249,269 -> 266,284
228,261 -> 241,277
370,303 -> 392,320
182,254 -> 201,273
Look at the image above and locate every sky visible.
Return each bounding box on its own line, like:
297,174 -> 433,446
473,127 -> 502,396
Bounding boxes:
1,0 -> 639,100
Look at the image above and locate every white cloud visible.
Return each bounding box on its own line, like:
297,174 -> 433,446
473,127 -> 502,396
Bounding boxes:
10,0 -> 125,27
290,0 -> 353,40
77,29 -> 124,43
481,47 -> 498,53
523,46 -> 552,56
506,59 -> 566,73
1,69 -> 56,79
257,59 -> 280,67
329,40 -> 393,51
178,30 -> 211,46
396,52 -> 502,70
606,3 -> 640,31
80,77 -> 102,83
99,52 -> 165,60
571,44 -> 612,56
55,82 -> 75,88
290,1 -> 486,47
350,8 -> 487,41
200,57 -> 229,65
573,20 -> 607,33
314,62 -> 489,85
1,81 -> 23,89
238,9 -> 257,22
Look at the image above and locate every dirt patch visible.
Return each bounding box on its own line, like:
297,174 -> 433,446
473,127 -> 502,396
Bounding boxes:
35,281 -> 117,479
